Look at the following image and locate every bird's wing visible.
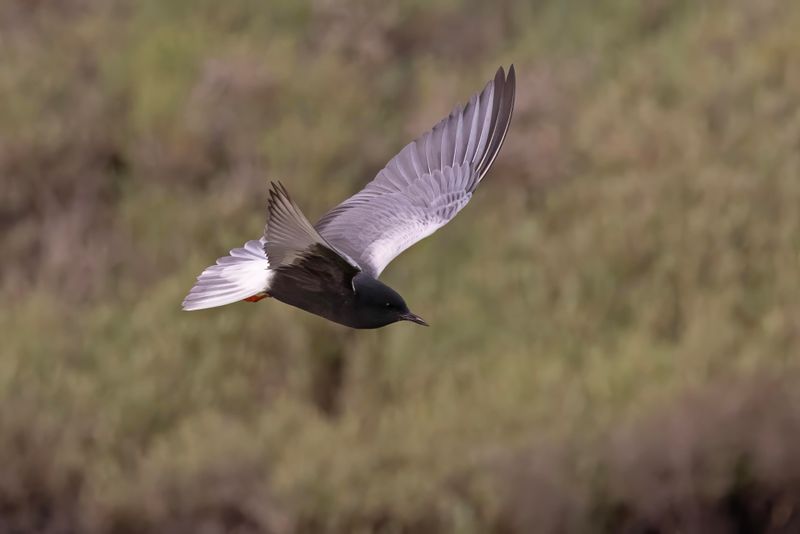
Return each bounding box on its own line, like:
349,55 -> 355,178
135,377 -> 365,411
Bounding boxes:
315,65 -> 515,278
264,182 -> 360,286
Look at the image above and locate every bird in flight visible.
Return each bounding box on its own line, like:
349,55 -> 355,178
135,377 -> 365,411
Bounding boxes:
183,66 -> 516,328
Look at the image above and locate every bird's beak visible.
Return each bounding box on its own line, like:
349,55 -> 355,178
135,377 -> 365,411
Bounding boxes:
401,312 -> 429,327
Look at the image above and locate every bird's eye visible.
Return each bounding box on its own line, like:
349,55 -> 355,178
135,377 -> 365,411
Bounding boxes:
385,302 -> 391,308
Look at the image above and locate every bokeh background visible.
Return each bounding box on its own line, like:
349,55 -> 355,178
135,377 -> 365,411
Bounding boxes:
2,0 -> 800,532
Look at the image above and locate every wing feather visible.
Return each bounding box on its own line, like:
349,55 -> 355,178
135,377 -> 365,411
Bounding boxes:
463,89 -> 483,167
452,108 -> 466,166
265,181 -> 358,269
315,66 -> 516,277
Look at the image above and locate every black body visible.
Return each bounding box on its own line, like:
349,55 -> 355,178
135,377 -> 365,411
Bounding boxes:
268,246 -> 424,329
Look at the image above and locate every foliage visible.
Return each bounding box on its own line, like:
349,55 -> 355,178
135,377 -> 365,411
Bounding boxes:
1,0 -> 799,531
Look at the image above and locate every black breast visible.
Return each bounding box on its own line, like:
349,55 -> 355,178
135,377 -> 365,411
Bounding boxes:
268,244 -> 361,327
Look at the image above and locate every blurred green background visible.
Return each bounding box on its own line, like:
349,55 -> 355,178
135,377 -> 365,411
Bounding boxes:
2,0 -> 800,532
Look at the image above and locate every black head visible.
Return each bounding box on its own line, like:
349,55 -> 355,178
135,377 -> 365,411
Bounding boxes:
351,273 -> 428,329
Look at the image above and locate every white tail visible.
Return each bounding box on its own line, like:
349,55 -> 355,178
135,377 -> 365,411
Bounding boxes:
182,239 -> 274,311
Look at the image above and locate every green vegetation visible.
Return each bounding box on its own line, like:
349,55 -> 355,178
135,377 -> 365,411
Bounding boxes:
1,0 -> 799,531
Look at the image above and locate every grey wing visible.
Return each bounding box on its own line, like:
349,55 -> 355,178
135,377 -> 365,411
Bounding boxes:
264,181 -> 360,270
315,65 -> 516,278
